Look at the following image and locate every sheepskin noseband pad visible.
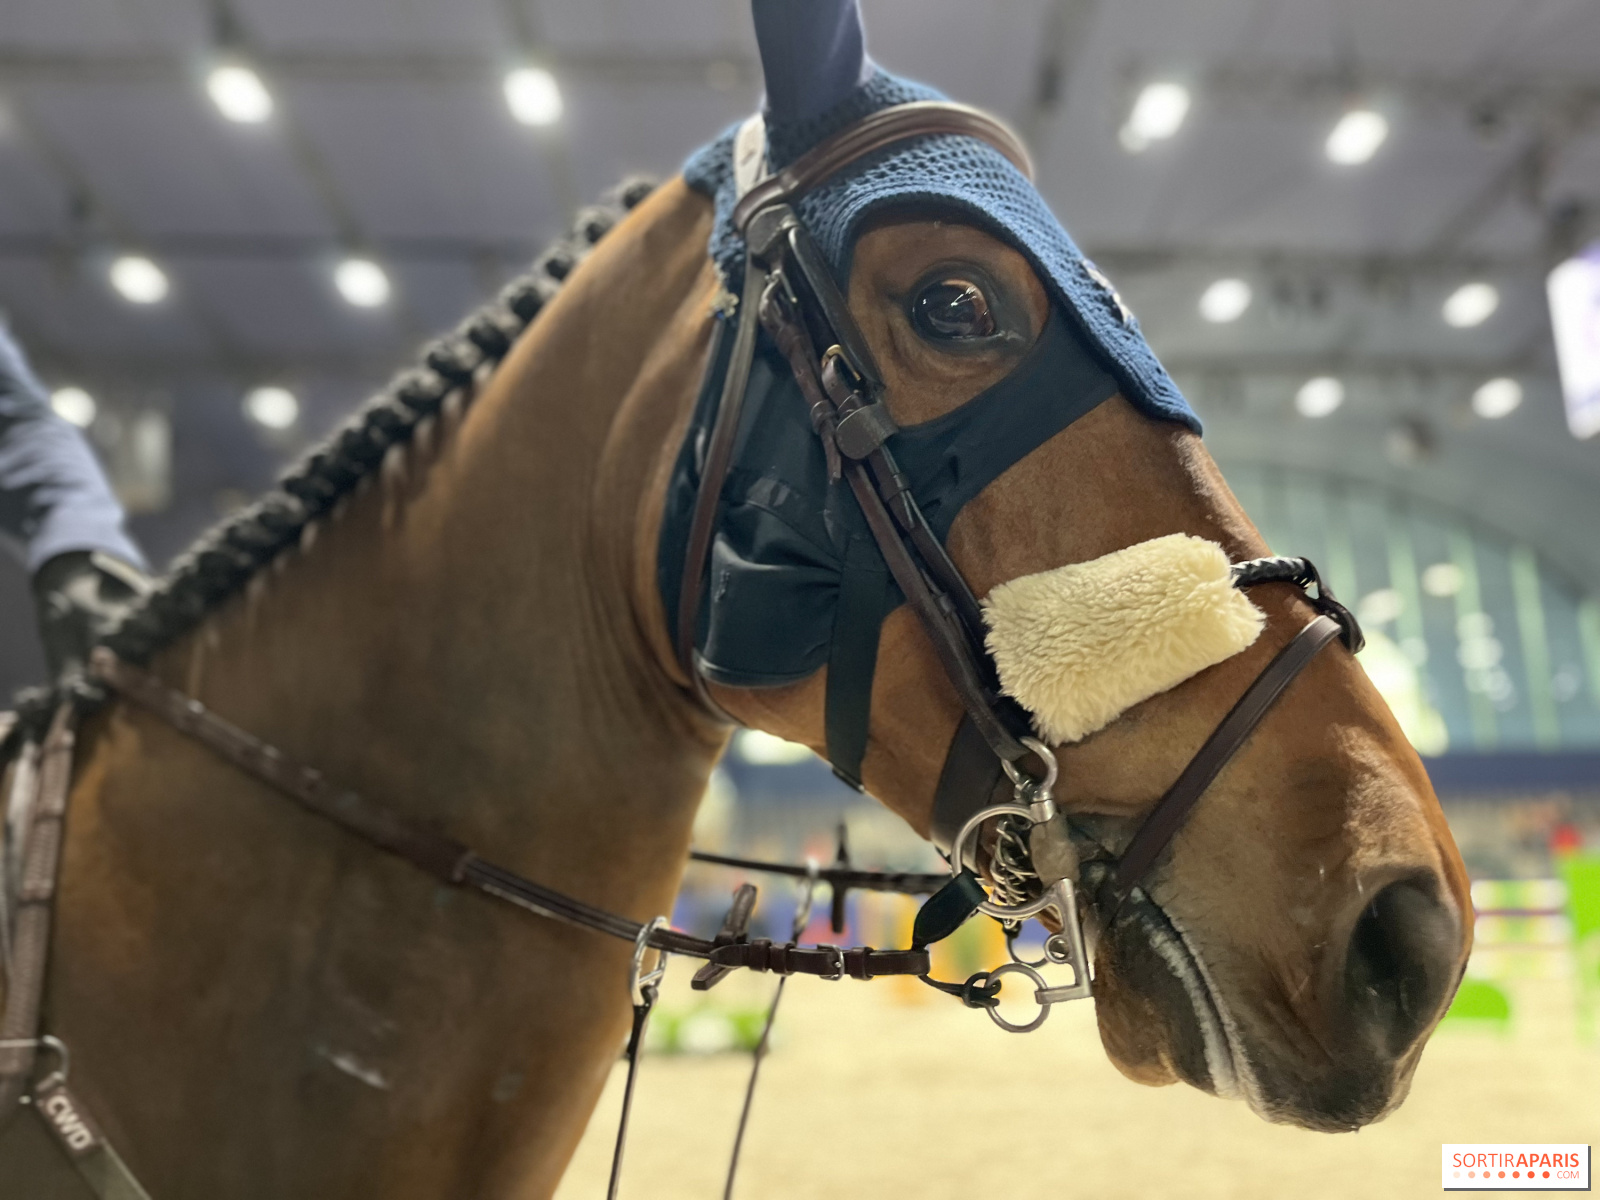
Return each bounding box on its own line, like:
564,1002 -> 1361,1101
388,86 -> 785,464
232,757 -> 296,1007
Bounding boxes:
982,534 -> 1266,745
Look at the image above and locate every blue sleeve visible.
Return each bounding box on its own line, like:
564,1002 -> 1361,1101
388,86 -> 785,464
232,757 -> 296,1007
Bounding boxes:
0,326 -> 146,574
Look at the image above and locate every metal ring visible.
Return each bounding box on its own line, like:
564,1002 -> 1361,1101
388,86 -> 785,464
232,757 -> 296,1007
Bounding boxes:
982,962 -> 1052,1034
630,916 -> 670,1007
816,943 -> 846,981
1005,927 -> 1051,970
0,1035 -> 73,1095
950,803 -> 1054,920
1001,737 -> 1058,794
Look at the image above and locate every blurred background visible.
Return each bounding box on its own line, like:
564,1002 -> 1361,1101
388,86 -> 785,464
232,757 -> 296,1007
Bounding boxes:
2,1 -> 1598,1194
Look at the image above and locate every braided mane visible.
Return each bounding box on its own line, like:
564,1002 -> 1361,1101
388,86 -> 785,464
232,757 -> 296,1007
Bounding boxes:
103,177 -> 658,665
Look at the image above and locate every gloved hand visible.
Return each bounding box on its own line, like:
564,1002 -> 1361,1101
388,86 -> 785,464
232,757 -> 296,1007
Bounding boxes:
31,550 -> 150,680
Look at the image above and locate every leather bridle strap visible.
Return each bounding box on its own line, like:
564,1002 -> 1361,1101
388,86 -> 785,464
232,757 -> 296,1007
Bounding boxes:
675,100 -> 1039,771
87,648 -> 931,981
730,100 -> 1033,231
1105,614 -> 1344,905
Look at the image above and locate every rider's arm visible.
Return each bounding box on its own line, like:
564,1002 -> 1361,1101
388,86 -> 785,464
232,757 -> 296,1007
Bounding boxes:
0,326 -> 144,575
0,324 -> 148,677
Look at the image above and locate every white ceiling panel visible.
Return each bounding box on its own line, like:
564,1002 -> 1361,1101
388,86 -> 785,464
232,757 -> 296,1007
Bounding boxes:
0,0 -> 205,53
19,80 -> 333,238
542,0 -> 752,57
233,0 -> 508,53
285,78 -> 561,241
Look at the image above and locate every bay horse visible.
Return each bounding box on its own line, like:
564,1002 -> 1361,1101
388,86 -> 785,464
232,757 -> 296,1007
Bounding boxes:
2,159 -> 1468,1194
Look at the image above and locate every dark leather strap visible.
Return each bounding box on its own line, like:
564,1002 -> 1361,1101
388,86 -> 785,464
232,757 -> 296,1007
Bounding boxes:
0,702 -> 76,1120
88,649 -> 937,982
707,939 -> 930,980
94,649 -> 473,884
930,713 -> 1008,851
675,260 -> 764,693
1107,615 -> 1344,903
732,100 -> 1033,232
824,537 -> 892,789
1232,556 -> 1364,652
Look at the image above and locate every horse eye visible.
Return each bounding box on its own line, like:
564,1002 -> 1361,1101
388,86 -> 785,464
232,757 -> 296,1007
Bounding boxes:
911,278 -> 998,341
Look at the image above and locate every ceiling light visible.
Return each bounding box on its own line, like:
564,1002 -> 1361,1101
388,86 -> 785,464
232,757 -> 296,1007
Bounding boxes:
1325,109 -> 1388,165
50,386 -> 97,428
1471,377 -> 1522,419
109,255 -> 169,304
1357,588 -> 1404,626
334,257 -> 390,308
504,66 -> 563,127
1295,375 -> 1344,418
1443,281 -> 1499,328
1198,278 -> 1251,323
207,63 -> 273,124
244,386 -> 300,430
1548,246 -> 1600,440
1421,562 -> 1463,597
1119,81 -> 1189,153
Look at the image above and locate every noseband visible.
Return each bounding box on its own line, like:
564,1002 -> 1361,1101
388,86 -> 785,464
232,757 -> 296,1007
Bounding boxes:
674,102 -> 1365,928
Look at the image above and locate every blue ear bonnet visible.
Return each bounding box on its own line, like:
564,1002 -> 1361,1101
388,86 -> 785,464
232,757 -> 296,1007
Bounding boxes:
661,69 -> 1201,702
685,70 -> 1200,433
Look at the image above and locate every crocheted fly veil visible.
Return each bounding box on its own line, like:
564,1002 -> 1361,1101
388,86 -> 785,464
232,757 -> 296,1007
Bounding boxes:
659,0 -> 1213,785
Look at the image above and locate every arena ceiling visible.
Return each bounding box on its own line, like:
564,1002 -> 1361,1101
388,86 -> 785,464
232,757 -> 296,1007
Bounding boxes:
0,0 -> 1597,594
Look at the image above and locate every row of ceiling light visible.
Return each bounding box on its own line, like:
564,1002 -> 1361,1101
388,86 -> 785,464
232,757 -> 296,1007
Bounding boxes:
50,383 -> 301,432
1195,277 -> 1501,329
1286,373 -> 1522,422
99,58 -> 565,314
1120,79 -> 1391,165
103,248 -> 393,310
1121,80 -> 1534,430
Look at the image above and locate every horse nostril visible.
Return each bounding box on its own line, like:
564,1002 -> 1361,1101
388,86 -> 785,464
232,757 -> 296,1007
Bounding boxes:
1343,878 -> 1460,1055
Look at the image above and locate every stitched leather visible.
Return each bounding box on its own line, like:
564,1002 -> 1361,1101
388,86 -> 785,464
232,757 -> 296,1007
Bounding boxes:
1108,615 -> 1344,903
732,101 -> 1032,233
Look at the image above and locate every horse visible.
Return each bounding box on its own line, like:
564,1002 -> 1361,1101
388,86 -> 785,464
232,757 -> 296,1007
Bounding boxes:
2,103 -> 1469,1200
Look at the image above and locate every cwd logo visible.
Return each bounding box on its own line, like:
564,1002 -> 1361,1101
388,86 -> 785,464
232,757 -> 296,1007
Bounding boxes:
1443,1145 -> 1590,1191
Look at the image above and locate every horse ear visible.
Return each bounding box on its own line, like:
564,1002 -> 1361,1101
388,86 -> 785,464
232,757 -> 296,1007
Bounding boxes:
751,0 -> 873,126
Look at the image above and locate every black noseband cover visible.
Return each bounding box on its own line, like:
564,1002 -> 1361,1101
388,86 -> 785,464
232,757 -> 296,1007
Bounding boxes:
658,304 -> 1119,785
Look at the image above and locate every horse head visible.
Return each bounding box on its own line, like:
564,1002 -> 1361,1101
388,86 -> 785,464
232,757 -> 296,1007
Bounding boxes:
666,0 -> 1472,1135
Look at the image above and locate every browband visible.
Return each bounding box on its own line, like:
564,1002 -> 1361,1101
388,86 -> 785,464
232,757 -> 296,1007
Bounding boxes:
731,100 -> 1033,233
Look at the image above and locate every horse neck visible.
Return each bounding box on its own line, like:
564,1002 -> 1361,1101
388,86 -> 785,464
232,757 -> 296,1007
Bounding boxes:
154,181 -> 724,901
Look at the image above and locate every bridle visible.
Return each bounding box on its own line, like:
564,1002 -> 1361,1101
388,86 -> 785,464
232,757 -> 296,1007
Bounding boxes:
673,98 -> 1365,986
0,101 -> 1366,1200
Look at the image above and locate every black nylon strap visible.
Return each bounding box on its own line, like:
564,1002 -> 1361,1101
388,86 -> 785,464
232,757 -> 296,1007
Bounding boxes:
824,537 -> 892,789
930,713 -> 1008,851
